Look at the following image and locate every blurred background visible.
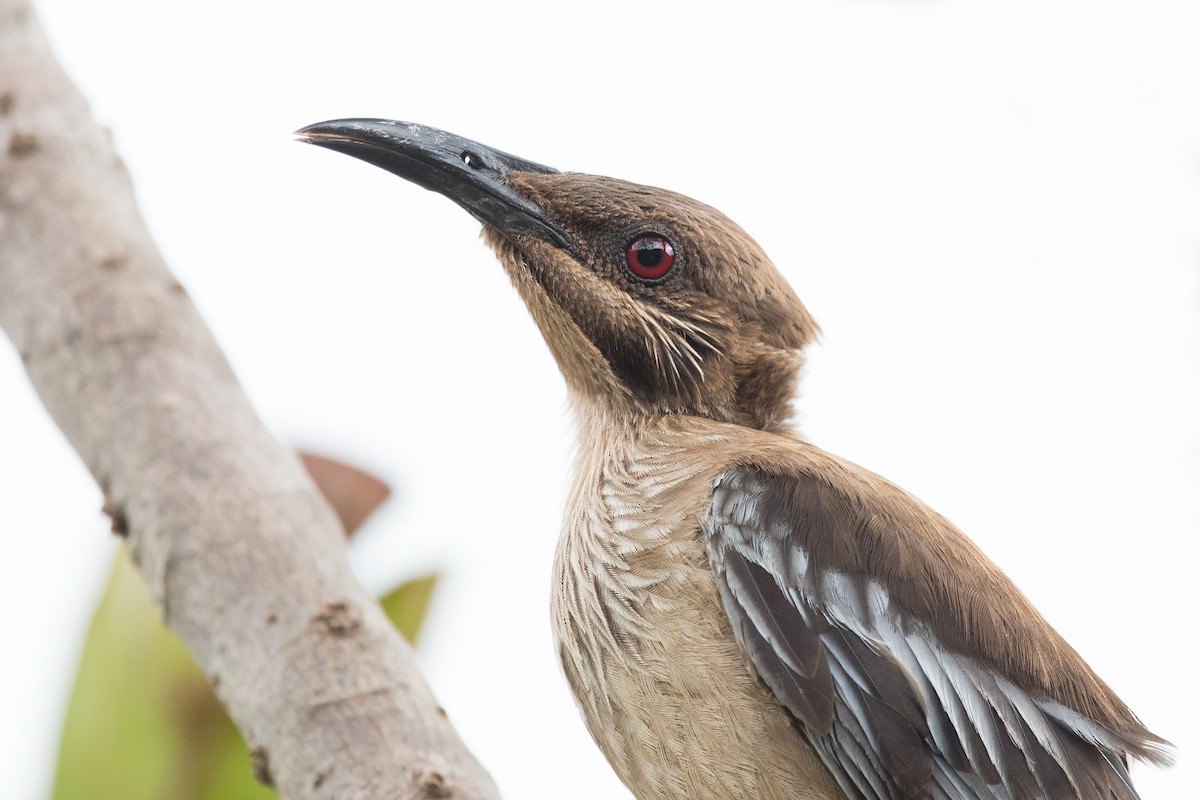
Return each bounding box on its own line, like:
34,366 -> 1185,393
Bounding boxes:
2,0 -> 1197,797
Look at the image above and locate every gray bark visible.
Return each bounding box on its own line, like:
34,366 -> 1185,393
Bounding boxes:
0,2 -> 500,798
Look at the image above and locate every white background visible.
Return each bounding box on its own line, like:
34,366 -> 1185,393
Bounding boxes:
2,1 -> 1197,798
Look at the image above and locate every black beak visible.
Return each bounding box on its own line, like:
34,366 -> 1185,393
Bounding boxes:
296,118 -> 570,249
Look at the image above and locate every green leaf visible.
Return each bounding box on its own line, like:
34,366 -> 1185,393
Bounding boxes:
379,574 -> 437,644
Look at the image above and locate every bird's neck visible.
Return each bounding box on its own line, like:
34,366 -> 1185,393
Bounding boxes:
565,397 -> 805,498
568,397 -> 685,460
568,394 -> 803,459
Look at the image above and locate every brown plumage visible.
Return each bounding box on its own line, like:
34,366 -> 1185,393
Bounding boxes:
299,119 -> 1171,799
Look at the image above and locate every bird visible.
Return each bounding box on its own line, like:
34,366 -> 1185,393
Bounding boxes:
297,118 -> 1171,800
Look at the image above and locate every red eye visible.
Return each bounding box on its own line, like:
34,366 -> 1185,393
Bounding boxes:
625,234 -> 675,281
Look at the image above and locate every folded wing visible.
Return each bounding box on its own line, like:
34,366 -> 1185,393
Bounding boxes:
703,462 -> 1170,800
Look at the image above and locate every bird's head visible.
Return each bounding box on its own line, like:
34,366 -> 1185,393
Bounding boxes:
299,119 -> 817,431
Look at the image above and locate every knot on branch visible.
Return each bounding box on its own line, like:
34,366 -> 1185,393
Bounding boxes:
250,745 -> 274,788
8,130 -> 39,157
315,599 -> 362,636
416,768 -> 452,798
101,497 -> 128,537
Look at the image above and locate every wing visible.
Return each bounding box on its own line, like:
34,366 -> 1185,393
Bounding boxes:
702,462 -> 1170,800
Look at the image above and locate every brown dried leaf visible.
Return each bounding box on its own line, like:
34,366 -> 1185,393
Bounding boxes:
300,451 -> 391,536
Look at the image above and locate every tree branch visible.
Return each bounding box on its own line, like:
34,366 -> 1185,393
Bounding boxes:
0,2 -> 500,798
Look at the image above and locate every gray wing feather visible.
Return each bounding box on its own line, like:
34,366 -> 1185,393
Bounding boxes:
703,466 -> 1147,800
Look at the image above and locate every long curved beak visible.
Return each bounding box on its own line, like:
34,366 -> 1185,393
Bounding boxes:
296,118 -> 570,249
